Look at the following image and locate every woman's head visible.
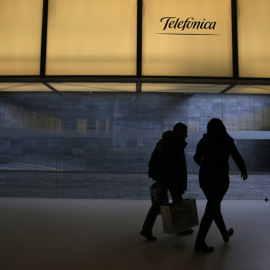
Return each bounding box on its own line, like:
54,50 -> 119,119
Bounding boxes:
207,118 -> 226,135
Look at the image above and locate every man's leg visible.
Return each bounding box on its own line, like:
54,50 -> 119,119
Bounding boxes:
168,185 -> 183,204
141,182 -> 168,240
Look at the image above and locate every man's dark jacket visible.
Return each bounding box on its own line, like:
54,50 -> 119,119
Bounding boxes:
193,132 -> 247,187
148,130 -> 187,191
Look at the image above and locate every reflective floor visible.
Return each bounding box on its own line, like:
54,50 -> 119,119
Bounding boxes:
0,198 -> 269,270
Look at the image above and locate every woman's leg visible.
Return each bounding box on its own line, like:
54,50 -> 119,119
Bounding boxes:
204,184 -> 229,235
195,184 -> 228,251
213,205 -> 228,236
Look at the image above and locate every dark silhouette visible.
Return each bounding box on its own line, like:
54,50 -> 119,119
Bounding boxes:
140,122 -> 193,241
193,118 -> 248,253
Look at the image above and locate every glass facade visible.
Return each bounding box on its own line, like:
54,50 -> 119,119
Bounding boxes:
0,0 -> 43,75
46,0 -> 137,75
238,0 -> 270,78
142,0 -> 233,77
49,83 -> 136,92
141,83 -> 230,93
0,83 -> 51,92
0,0 -> 270,80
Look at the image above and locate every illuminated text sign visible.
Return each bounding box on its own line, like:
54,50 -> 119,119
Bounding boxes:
159,17 -> 218,35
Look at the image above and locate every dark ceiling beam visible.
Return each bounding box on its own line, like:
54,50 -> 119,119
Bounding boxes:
231,0 -> 239,79
1,76 -> 270,85
40,0 -> 49,77
220,84 -> 237,93
42,82 -> 59,93
137,0 -> 143,78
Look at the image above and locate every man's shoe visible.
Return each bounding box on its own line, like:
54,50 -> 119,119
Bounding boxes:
140,230 -> 157,241
223,228 -> 234,243
177,229 -> 194,236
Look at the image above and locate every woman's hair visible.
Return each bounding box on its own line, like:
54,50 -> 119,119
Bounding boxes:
207,118 -> 226,134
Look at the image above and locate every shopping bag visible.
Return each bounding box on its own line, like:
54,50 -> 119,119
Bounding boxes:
160,199 -> 199,234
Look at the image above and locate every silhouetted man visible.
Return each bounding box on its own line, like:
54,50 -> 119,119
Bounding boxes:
140,122 -> 193,241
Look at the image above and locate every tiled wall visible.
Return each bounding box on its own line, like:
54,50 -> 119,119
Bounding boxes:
0,92 -> 269,198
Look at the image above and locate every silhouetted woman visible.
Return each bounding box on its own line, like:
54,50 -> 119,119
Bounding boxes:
193,118 -> 248,253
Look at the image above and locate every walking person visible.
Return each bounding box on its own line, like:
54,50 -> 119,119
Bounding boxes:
193,118 -> 248,252
140,122 -> 193,241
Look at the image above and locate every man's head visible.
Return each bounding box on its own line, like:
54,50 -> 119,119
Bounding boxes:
173,122 -> 188,139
